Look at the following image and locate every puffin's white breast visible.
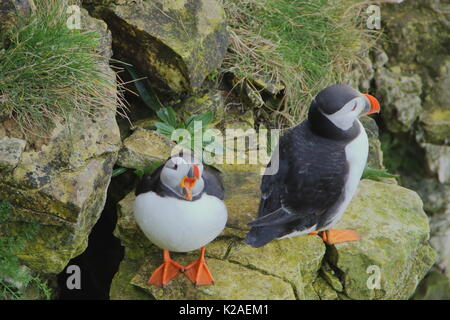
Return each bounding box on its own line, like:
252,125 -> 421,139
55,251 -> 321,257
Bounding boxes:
133,192 -> 227,252
318,120 -> 368,231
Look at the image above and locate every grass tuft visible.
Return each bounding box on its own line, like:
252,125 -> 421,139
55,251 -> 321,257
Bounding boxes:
0,0 -> 117,133
222,0 -> 377,127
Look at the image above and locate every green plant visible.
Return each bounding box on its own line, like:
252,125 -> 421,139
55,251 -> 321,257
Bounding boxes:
222,0 -> 376,127
134,161 -> 163,179
0,201 -> 51,300
115,61 -> 163,112
0,0 -> 118,132
111,167 -> 128,178
154,107 -> 221,155
362,167 -> 398,181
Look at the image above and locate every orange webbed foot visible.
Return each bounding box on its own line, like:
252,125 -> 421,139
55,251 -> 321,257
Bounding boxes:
319,229 -> 360,245
148,249 -> 184,288
184,247 -> 214,286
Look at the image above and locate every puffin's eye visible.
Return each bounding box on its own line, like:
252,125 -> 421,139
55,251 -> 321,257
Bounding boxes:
173,164 -> 178,170
351,104 -> 357,111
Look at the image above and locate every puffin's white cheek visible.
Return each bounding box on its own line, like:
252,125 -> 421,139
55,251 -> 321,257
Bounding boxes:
161,169 -> 182,189
192,179 -> 205,195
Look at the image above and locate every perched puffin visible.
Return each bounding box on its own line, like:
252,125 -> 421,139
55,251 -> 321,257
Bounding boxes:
134,151 -> 227,287
245,84 -> 380,248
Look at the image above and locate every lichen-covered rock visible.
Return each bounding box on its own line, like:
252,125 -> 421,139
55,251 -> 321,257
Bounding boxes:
330,180 -> 436,299
419,108 -> 450,145
430,214 -> 450,281
86,0 -> 228,95
360,117 -> 384,170
402,175 -> 450,218
117,128 -> 175,169
111,174 -> 435,299
375,67 -> 422,133
175,90 -> 226,127
0,0 -> 33,49
421,143 -> 450,184
0,9 -> 121,273
0,137 -> 26,171
412,269 -> 450,300
376,2 -> 450,294
131,255 -> 296,300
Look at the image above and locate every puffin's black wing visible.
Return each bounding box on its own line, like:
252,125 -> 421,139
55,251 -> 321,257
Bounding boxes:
135,163 -> 165,196
203,165 -> 225,200
245,122 -> 348,247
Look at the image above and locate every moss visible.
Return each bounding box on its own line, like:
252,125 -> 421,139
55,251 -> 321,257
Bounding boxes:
420,108 -> 450,145
117,128 -> 175,169
91,0 -> 228,95
0,200 -> 52,300
330,180 -> 436,300
130,256 -> 295,300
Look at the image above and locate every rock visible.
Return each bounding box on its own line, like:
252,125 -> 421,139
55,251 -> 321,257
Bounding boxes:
87,0 -> 229,95
375,3 -> 450,299
360,117 -> 384,169
430,214 -> 450,281
329,180 -> 436,299
419,108 -> 450,145
117,128 -> 175,169
0,0 -> 33,49
412,269 -> 450,300
131,255 -> 296,300
375,67 -> 422,133
111,175 -> 435,299
402,175 -> 450,217
0,137 -> 26,171
345,55 -> 375,93
0,9 -> 121,273
421,143 -> 450,184
175,90 -> 226,127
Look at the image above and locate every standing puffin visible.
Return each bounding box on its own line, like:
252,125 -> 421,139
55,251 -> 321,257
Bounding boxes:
245,84 -> 380,247
134,152 -> 227,287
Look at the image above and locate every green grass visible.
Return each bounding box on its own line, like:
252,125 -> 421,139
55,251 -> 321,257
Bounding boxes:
222,0 -> 376,127
0,201 -> 52,300
0,200 -> 52,300
0,0 -> 117,133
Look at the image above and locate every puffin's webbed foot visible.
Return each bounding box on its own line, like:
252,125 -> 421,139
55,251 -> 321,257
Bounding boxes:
184,247 -> 214,286
148,249 -> 184,288
318,229 -> 360,245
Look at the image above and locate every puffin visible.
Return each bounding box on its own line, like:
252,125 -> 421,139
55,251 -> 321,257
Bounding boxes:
133,151 -> 227,287
245,84 -> 380,247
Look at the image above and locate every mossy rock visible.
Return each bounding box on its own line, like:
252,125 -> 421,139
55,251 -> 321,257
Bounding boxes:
0,0 -> 33,49
111,172 -> 435,299
0,9 -> 121,274
412,269 -> 450,300
330,180 -> 436,299
375,67 -> 423,133
419,108 -> 450,145
87,0 -> 228,95
117,128 -> 175,169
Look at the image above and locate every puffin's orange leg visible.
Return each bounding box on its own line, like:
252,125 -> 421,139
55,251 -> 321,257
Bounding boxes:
148,249 -> 184,288
318,229 -> 360,245
308,231 -> 318,235
184,247 -> 214,286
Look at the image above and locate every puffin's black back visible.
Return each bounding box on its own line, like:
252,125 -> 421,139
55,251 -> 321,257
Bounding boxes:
245,122 -> 349,248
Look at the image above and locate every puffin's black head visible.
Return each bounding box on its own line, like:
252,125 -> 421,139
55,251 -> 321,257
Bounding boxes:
308,84 -> 380,140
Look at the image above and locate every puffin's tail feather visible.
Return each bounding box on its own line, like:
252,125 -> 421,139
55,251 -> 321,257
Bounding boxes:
247,208 -> 298,228
245,225 -> 284,248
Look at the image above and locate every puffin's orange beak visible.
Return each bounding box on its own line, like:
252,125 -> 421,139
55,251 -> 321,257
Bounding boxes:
363,94 -> 381,115
180,165 -> 200,201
